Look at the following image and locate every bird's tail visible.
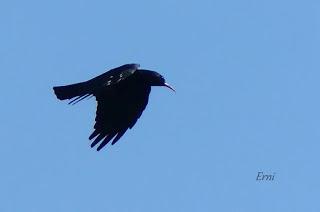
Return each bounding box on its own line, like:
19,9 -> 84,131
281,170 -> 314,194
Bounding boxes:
53,81 -> 93,104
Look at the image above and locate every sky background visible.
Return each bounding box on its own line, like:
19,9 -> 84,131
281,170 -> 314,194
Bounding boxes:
1,0 -> 320,211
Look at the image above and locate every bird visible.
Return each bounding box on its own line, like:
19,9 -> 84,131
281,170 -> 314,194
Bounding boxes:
53,63 -> 174,151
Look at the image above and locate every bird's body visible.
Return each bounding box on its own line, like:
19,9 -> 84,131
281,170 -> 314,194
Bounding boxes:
53,64 -> 174,151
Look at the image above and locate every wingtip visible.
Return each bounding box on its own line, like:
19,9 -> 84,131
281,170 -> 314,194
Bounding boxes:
89,130 -> 99,140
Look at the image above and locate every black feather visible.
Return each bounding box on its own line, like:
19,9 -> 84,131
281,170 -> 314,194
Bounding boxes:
53,63 -> 174,151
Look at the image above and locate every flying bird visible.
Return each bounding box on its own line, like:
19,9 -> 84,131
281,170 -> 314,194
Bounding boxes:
53,64 -> 174,151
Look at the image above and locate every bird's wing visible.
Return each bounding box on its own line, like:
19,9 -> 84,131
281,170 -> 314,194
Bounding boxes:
89,63 -> 140,88
89,81 -> 151,151
53,64 -> 140,105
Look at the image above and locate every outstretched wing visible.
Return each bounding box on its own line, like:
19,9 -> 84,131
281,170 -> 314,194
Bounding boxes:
89,79 -> 151,151
53,63 -> 139,105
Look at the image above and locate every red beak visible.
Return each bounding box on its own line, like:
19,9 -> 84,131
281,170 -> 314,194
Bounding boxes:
164,83 -> 175,92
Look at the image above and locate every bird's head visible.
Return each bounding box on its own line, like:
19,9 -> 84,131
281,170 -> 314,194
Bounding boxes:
138,70 -> 175,92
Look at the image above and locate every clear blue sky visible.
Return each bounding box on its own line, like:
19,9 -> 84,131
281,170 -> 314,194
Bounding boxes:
1,0 -> 320,211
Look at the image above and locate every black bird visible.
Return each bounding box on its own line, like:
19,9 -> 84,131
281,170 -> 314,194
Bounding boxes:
53,64 -> 174,151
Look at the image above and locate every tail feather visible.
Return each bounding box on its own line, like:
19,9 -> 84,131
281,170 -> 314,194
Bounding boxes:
53,81 -> 92,104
